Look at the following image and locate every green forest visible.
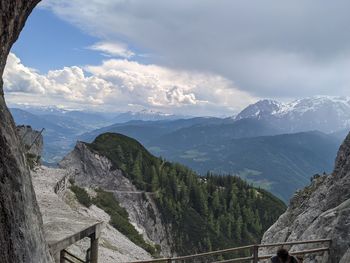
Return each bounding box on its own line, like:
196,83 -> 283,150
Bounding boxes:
86,133 -> 286,255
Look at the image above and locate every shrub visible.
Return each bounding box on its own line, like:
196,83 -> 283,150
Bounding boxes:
70,185 -> 92,207
92,189 -> 157,255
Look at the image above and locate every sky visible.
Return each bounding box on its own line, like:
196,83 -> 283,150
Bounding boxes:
4,0 -> 350,116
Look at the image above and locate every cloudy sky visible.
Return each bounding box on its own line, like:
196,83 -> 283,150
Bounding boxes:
5,0 -> 350,116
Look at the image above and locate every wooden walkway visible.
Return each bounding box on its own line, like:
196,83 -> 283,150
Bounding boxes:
32,167 -> 104,263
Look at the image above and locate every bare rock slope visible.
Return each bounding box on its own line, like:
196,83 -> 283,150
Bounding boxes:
32,166 -> 152,262
60,142 -> 173,256
262,133 -> 350,263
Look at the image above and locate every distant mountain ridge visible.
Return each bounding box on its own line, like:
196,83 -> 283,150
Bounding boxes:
80,117 -> 230,144
14,105 -> 189,123
10,107 -> 191,162
235,96 -> 350,133
111,109 -> 189,123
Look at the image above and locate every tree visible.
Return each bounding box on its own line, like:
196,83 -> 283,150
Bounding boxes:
151,168 -> 159,192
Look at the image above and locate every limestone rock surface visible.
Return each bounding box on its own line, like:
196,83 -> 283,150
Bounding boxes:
261,133 -> 350,263
17,125 -> 44,157
32,166 -> 151,262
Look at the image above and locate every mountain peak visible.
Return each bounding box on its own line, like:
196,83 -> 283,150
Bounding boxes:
235,99 -> 281,121
235,96 -> 350,133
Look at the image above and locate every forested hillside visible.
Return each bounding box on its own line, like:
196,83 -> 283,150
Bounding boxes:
83,118 -> 340,201
86,133 -> 286,254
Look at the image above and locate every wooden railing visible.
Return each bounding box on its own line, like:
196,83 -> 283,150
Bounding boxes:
129,239 -> 331,263
60,249 -> 87,263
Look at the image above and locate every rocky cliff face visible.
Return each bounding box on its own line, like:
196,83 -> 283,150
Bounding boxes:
0,1 -> 53,262
17,125 -> 44,168
17,125 -> 44,157
60,142 -> 173,256
261,133 -> 350,263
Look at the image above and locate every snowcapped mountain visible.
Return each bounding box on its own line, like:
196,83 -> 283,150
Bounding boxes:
236,96 -> 350,133
235,99 -> 282,121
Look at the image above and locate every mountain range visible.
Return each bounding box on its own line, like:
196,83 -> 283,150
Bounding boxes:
235,96 -> 350,133
11,96 -> 350,201
10,107 -> 187,162
111,109 -> 189,123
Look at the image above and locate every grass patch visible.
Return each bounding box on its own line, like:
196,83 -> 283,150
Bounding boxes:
70,186 -> 158,255
70,184 -> 92,208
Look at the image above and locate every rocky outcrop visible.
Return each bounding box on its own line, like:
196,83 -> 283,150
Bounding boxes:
60,142 -> 173,256
17,125 -> 44,168
0,1 -> 53,262
261,133 -> 350,263
17,125 -> 44,158
32,166 -> 152,262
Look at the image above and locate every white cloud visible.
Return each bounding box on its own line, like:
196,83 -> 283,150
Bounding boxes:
40,0 -> 350,98
4,54 -> 46,94
4,53 -> 113,105
85,59 -> 256,113
4,53 -> 256,116
89,41 -> 135,58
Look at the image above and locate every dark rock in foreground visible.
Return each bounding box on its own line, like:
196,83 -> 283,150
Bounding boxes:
0,1 -> 53,262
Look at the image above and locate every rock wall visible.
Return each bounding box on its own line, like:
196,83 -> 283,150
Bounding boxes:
0,1 -> 53,262
261,133 -> 350,263
17,125 -> 44,158
60,142 -> 173,256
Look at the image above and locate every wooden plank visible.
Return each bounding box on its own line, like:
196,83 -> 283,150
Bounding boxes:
259,239 -> 331,248
211,256 -> 254,263
129,258 -> 170,263
168,245 -> 254,261
62,256 -> 79,263
62,250 -> 85,263
129,245 -> 254,263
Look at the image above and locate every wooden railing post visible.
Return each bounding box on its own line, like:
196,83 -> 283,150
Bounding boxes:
328,239 -> 332,259
252,245 -> 258,263
90,233 -> 99,263
60,250 -> 65,263
86,248 -> 91,263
